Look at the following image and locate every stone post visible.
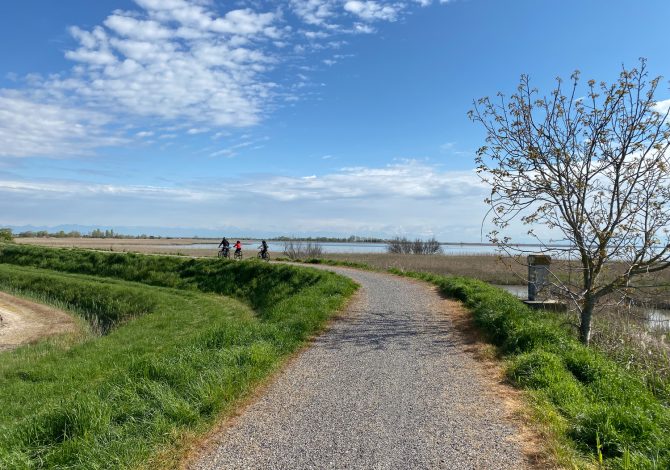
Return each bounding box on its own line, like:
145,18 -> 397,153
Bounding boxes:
528,254 -> 551,301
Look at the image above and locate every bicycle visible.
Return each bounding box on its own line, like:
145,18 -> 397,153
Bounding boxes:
234,249 -> 243,260
218,247 -> 230,258
258,250 -> 270,261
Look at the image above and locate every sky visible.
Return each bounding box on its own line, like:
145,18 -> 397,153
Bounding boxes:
1,0 -> 669,239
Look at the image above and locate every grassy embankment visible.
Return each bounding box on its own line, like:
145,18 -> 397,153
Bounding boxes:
0,244 -> 356,469
395,270 -> 670,469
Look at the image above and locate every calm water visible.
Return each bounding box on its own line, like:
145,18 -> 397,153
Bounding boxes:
158,241 -> 511,255
496,285 -> 670,331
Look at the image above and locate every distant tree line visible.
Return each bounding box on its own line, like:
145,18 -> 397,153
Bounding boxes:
14,229 -> 162,239
387,237 -> 442,255
270,235 -> 387,243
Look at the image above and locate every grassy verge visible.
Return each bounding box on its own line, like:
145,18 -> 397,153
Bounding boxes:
0,247 -> 356,469
394,270 -> 670,469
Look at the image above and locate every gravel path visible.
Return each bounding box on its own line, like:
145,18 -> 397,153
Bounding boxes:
189,266 -> 528,469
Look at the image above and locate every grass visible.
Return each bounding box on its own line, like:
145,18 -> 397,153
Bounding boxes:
4,242 -> 669,468
0,245 -> 357,469
395,270 -> 670,469
0,264 -> 158,334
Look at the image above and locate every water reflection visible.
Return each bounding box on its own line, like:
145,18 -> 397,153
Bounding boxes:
153,241 -> 514,255
493,284 -> 670,331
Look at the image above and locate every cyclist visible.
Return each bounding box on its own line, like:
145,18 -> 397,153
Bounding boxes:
218,237 -> 230,257
233,240 -> 243,258
258,240 -> 269,259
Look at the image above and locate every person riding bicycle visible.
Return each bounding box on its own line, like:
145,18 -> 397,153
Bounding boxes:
234,240 -> 242,257
258,240 -> 269,258
218,237 -> 230,257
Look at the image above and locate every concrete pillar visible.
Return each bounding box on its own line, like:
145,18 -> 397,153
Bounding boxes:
528,254 -> 551,301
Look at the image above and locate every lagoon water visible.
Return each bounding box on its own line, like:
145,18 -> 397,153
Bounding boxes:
497,285 -> 670,331
159,241 -> 511,255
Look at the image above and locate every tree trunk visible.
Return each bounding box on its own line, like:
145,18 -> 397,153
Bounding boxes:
579,299 -> 595,345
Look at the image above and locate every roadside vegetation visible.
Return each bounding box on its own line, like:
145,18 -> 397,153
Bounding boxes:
0,243 -> 356,469
391,270 -> 670,469
0,228 -> 13,242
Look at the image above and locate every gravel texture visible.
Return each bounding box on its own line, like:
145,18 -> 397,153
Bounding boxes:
189,266 -> 528,469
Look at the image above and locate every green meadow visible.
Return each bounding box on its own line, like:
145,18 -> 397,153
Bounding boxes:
0,244 -> 356,469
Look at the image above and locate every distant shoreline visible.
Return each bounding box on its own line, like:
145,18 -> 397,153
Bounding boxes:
11,236 -> 573,249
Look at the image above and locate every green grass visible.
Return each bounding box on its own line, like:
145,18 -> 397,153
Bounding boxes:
0,264 -> 158,334
395,270 -> 670,469
0,246 -> 357,469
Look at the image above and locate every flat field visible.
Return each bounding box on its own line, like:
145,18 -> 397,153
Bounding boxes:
15,237 -> 222,257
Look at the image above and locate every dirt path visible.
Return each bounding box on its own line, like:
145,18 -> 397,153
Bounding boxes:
188,266 -> 532,469
0,291 -> 79,352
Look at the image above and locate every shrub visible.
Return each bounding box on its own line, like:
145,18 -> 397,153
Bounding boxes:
387,236 -> 442,255
282,240 -> 323,259
0,229 -> 13,242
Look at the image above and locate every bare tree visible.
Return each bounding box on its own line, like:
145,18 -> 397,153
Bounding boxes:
282,240 -> 323,260
469,59 -> 670,345
387,237 -> 443,255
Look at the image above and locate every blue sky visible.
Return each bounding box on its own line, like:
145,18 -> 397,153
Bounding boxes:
1,0 -> 669,239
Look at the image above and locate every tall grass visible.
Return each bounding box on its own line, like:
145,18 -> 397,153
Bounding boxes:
0,243 -> 339,315
397,269 -> 670,469
0,247 -> 357,469
0,264 -> 157,334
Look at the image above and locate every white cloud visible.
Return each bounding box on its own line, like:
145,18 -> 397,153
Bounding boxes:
243,160 -> 485,201
0,160 -> 488,237
344,1 -> 401,21
654,98 -> 670,118
6,159 -> 481,202
290,0 -> 339,26
0,0 -> 454,158
0,91 -> 125,158
52,3 -> 282,129
135,131 -> 154,138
